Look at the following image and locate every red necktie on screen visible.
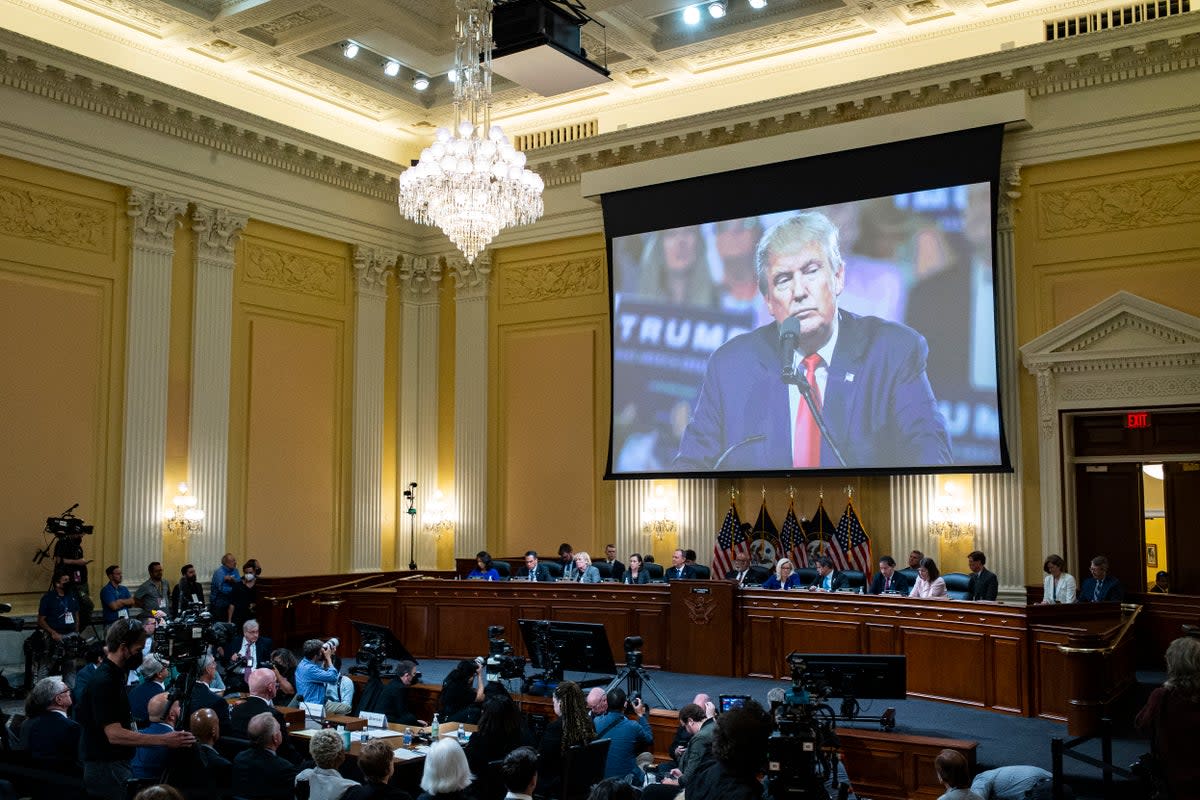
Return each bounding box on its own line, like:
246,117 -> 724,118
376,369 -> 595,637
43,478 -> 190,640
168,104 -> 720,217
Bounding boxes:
792,354 -> 824,468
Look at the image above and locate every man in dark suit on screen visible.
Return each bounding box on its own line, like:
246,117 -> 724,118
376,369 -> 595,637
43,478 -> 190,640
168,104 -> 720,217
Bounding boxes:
673,211 -> 952,471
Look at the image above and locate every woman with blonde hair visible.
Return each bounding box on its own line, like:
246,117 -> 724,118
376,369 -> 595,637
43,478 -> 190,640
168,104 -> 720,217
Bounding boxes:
762,558 -> 802,590
569,552 -> 601,584
1136,635 -> 1200,799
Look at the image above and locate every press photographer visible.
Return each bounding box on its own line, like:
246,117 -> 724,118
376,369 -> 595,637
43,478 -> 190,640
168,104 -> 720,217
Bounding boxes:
296,637 -> 344,715
34,505 -> 96,630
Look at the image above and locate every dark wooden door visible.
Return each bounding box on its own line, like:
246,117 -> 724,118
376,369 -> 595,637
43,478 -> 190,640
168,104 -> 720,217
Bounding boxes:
1074,463 -> 1144,592
1164,462 -> 1200,595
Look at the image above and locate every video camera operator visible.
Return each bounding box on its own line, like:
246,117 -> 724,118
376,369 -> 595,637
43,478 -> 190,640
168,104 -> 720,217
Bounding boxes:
34,571 -> 82,687
77,619 -> 195,800
53,527 -> 94,625
296,638 -> 342,715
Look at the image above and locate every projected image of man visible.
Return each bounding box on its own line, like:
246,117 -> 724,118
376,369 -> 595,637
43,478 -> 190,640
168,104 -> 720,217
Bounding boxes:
674,210 -> 952,470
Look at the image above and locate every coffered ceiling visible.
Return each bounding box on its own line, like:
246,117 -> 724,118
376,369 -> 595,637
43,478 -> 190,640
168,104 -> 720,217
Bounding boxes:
0,0 -> 1155,162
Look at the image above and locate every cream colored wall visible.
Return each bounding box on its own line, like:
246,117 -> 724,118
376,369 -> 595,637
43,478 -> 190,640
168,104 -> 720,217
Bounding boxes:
1014,140 -> 1200,582
0,156 -> 128,609
487,234 -> 613,558
227,220 -> 354,577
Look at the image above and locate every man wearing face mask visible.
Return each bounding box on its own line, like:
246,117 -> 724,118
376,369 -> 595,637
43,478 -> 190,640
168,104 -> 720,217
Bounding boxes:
77,618 -> 195,800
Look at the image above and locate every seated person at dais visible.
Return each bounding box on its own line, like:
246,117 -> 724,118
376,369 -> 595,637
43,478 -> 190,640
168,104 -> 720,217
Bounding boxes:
869,556 -> 911,595
468,551 -> 501,582
762,558 -> 803,590
909,557 -> 948,599
808,556 -> 846,592
566,552 -> 602,584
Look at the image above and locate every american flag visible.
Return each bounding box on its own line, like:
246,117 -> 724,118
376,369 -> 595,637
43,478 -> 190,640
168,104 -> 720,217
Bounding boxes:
711,500 -> 745,576
804,498 -> 836,562
832,499 -> 874,579
779,501 -> 808,567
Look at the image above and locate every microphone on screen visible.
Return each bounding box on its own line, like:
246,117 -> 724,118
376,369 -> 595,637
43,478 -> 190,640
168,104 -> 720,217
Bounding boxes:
779,317 -> 801,383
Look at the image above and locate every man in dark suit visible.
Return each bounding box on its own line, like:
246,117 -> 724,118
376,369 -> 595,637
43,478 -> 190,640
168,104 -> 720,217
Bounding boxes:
190,654 -> 231,733
360,660 -> 422,726
225,619 -> 272,692
966,550 -> 999,601
724,555 -> 768,587
602,544 -> 625,582
168,707 -> 231,800
674,211 -> 952,471
231,712 -> 299,800
666,549 -> 697,581
230,668 -> 302,764
868,556 -> 911,595
128,654 -> 170,727
24,676 -> 82,768
516,551 -> 552,582
808,556 -> 846,592
1079,555 -> 1124,603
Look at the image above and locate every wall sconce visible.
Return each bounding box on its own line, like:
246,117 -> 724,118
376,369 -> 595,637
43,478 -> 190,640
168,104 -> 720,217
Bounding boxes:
928,482 -> 975,544
423,489 -> 454,540
164,482 -> 205,539
641,486 -> 678,541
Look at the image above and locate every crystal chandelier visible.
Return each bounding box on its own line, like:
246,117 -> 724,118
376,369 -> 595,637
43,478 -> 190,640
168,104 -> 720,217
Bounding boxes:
398,0 -> 544,264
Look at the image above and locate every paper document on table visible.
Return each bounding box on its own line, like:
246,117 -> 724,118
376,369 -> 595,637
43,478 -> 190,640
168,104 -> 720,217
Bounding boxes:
363,728 -> 402,739
393,745 -> 428,760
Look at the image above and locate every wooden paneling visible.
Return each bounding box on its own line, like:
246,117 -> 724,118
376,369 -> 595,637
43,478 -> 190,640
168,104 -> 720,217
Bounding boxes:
838,729 -> 976,800
902,627 -> 988,707
987,636 -> 1026,714
668,581 -> 734,676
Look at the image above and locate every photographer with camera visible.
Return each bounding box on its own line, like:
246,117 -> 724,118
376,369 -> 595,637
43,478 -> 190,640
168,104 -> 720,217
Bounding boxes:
296,638 -> 343,715
439,659 -> 486,723
689,701 -> 773,800
35,571 -> 82,686
592,687 -> 652,781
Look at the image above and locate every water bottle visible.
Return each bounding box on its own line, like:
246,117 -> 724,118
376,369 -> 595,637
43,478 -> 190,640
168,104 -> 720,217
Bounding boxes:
457,724 -> 467,744
431,713 -> 440,739
403,727 -> 413,747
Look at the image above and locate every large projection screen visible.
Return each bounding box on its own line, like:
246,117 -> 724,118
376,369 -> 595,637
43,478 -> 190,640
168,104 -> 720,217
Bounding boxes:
603,125 -> 1011,478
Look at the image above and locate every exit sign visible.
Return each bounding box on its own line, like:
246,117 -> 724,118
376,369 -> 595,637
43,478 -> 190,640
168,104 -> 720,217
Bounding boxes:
1125,412 -> 1152,429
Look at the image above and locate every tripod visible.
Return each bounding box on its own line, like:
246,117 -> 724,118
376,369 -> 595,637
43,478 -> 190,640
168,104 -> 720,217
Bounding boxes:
604,659 -> 673,709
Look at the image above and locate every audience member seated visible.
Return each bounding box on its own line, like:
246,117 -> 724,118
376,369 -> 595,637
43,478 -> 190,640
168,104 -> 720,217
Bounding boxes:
71,640 -> 107,714
226,619 -> 273,693
167,707 -> 232,800
296,639 -> 343,716
231,667 -> 301,764
969,765 -> 1052,800
324,656 -> 355,716
909,558 -> 948,599
134,786 -> 186,800
537,681 -> 595,798
468,551 -> 501,582
498,746 -> 538,800
231,712 -> 300,800
869,556 -> 911,595
131,692 -> 181,780
418,739 -> 473,800
439,659 -> 486,724
622,554 -> 651,585
129,655 -> 170,727
665,550 -> 697,582
668,702 -> 716,787
465,694 -> 536,778
725,555 -> 768,587
762,558 -> 803,590
1040,554 -> 1076,604
295,728 -> 359,800
934,749 -> 984,800
1149,570 -> 1170,593
807,556 -> 846,592
269,648 -> 298,706
517,552 -> 552,583
600,545 -> 625,583
1136,635 -> 1200,800
587,778 -> 634,800
23,676 -> 82,768
344,739 -> 412,800
190,655 -> 232,732
592,688 -> 652,781
360,660 -> 423,726
686,701 -> 772,800
1078,556 -> 1123,603
566,552 -> 602,584
966,551 -> 999,601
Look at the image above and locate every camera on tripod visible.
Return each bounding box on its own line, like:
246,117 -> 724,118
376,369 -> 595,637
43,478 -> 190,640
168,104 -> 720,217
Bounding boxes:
765,653 -> 844,800
152,602 -> 222,665
623,635 -> 643,669
485,625 -> 527,681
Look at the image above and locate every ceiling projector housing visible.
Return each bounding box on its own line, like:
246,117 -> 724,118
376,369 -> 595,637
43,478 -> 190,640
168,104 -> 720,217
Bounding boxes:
492,0 -> 611,96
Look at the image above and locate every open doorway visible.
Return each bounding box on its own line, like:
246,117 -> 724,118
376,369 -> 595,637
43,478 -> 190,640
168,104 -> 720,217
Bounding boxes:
1142,464 -> 1169,593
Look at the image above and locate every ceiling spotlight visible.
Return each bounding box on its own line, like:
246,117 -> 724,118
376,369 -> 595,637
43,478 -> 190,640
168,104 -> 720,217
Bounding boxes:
748,0 -> 767,7
412,75 -> 430,91
682,5 -> 701,24
708,0 -> 727,18
342,41 -> 360,59
383,60 -> 400,77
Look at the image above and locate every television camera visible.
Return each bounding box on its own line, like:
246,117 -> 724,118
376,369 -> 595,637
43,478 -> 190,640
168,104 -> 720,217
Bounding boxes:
486,625 -> 528,682
33,503 -> 93,566
764,653 -> 848,800
152,602 -> 228,666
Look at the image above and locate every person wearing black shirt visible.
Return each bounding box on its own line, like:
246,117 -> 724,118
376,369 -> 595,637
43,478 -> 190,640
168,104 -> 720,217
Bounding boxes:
439,659 -> 485,723
171,564 -> 206,615
77,618 -> 195,800
53,531 -> 94,624
361,660 -> 423,726
36,572 -> 81,686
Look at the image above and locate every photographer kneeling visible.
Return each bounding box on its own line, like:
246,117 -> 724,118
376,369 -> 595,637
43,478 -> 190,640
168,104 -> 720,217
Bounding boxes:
296,638 -> 345,716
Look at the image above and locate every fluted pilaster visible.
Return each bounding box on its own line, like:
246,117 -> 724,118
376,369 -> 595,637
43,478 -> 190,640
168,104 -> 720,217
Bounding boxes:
187,205 -> 246,574
350,246 -> 394,572
121,188 -> 187,581
678,479 -> 719,549
397,254 -> 443,569
450,253 -> 490,560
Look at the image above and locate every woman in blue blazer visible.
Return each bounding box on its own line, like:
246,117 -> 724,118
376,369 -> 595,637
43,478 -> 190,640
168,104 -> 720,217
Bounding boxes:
762,557 -> 803,590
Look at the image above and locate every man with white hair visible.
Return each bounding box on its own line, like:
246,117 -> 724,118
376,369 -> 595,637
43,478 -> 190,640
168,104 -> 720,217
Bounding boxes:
586,687 -> 608,719
188,653 -> 231,732
231,712 -> 300,800
128,654 -> 170,727
231,667 -> 301,764
23,676 -> 81,765
130,692 -> 180,779
226,619 -> 272,692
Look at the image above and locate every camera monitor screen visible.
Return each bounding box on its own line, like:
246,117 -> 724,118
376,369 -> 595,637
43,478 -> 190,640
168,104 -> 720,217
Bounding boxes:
603,125 -> 1011,478
790,653 -> 907,699
517,618 -> 618,675
719,694 -> 751,713
351,620 -> 418,663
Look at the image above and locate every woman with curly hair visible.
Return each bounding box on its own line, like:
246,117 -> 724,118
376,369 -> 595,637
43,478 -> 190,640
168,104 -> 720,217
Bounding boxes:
1136,635 -> 1200,799
537,681 -> 595,797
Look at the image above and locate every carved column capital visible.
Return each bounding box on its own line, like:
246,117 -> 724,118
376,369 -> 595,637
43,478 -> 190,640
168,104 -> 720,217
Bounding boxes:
396,254 -> 444,301
192,205 -> 248,265
353,246 -> 396,298
127,188 -> 186,250
448,251 -> 492,300
996,163 -> 1023,233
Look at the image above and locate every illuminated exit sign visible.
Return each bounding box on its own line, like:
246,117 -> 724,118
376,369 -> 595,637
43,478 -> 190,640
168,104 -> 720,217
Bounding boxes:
1125,412 -> 1152,429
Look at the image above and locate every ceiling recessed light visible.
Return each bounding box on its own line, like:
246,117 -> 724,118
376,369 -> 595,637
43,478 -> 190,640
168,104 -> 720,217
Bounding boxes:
708,0 -> 727,18
413,75 -> 430,91
342,42 -> 359,59
383,60 -> 401,77
682,5 -> 701,24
